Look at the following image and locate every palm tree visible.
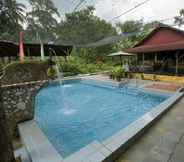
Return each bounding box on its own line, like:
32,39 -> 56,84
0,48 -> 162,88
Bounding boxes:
26,0 -> 60,43
0,0 -> 26,41
175,9 -> 184,27
5,0 -> 26,27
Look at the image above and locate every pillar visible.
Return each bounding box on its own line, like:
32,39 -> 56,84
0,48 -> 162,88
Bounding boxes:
154,53 -> 157,63
176,52 -> 179,75
142,53 -> 145,71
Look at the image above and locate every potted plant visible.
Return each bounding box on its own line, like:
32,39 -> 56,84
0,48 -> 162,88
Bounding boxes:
110,69 -> 116,80
109,71 -> 113,79
114,66 -> 125,82
128,72 -> 134,79
153,74 -> 157,81
140,73 -> 144,80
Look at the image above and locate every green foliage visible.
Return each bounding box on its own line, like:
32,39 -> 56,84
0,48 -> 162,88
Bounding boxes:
141,73 -> 144,80
111,66 -> 125,81
76,45 -> 116,63
25,0 -> 60,43
47,66 -> 57,79
117,20 -> 143,34
153,74 -> 157,81
57,6 -> 117,45
175,9 -> 184,26
56,6 -> 117,62
116,20 -> 152,49
58,56 -> 113,76
60,63 -> 82,76
0,0 -> 26,41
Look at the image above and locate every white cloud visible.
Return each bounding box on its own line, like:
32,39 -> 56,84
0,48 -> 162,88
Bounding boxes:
18,0 -> 184,26
95,0 -> 184,26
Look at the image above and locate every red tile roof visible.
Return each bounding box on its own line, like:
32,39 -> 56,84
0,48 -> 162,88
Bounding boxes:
125,25 -> 184,54
125,41 -> 184,53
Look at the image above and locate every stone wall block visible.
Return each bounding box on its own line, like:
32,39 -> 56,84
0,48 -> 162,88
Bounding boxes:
1,80 -> 49,137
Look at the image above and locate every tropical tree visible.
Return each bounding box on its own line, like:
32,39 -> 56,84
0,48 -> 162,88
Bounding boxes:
116,20 -> 143,34
57,6 -> 117,45
0,0 -> 26,41
57,6 -> 117,62
175,9 -> 184,26
25,0 -> 60,43
116,20 -> 152,49
5,0 -> 26,26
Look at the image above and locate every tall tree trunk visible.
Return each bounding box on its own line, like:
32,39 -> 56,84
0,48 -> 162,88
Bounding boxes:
0,86 -> 16,162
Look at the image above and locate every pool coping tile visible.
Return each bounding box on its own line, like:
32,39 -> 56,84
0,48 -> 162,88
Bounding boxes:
63,141 -> 112,162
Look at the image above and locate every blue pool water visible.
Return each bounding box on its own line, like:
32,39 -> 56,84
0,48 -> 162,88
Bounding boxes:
35,80 -> 168,158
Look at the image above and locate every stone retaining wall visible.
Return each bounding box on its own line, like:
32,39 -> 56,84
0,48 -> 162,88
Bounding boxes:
1,61 -> 49,85
1,80 -> 48,137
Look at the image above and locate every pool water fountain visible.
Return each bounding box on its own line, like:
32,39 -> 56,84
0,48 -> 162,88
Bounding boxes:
49,48 -> 63,85
48,48 -> 77,115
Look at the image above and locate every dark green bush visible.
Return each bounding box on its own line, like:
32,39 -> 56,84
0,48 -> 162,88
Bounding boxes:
60,63 -> 82,76
58,56 -> 114,76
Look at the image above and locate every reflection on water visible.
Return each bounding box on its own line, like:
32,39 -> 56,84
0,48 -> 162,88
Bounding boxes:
60,109 -> 77,115
63,84 -> 73,88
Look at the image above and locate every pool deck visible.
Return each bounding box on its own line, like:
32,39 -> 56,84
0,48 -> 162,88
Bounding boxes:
85,74 -> 182,92
116,96 -> 184,162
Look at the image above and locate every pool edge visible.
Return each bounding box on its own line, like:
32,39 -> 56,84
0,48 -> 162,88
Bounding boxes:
18,120 -> 64,162
18,79 -> 184,162
101,91 -> 184,162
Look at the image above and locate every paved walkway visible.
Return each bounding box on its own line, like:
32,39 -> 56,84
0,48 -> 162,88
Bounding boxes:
116,97 -> 184,162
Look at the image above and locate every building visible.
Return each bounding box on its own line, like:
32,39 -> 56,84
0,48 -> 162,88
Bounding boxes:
0,41 -> 73,63
125,25 -> 184,75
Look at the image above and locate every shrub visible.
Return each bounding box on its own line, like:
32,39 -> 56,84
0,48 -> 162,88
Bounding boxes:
111,66 -> 125,81
60,63 -> 81,76
58,56 -> 114,76
140,73 -> 144,80
128,72 -> 134,79
153,74 -> 157,81
47,66 -> 57,79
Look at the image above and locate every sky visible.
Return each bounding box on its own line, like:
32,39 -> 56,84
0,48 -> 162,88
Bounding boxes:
19,0 -> 184,26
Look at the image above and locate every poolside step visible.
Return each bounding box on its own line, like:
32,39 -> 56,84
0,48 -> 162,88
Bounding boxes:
18,120 -> 64,162
14,147 -> 31,162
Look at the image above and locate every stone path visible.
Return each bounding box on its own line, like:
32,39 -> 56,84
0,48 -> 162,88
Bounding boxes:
116,97 -> 184,162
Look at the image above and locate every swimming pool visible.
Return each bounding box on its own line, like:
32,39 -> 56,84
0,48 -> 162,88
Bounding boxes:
35,79 -> 168,158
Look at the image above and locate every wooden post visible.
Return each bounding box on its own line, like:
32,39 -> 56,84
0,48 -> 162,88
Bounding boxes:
176,52 -> 179,75
64,56 -> 67,62
154,53 -> 157,63
8,57 -> 11,63
0,85 -> 16,162
142,53 -> 145,71
120,55 -> 123,66
27,48 -> 30,57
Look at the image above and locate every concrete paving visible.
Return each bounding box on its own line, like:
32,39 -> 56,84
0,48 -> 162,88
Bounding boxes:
116,97 -> 184,162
